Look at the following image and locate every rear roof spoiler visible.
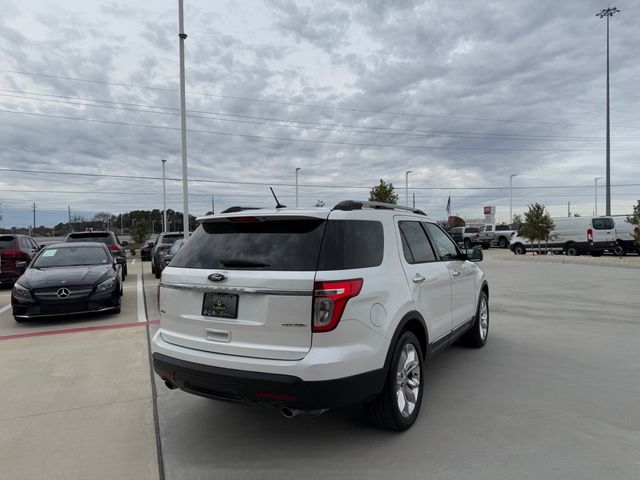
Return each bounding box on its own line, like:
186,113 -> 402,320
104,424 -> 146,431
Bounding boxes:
332,200 -> 426,216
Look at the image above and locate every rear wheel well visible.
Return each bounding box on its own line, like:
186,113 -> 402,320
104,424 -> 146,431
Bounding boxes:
401,318 -> 428,359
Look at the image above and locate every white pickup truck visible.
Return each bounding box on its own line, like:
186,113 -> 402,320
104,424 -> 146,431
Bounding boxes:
478,224 -> 518,249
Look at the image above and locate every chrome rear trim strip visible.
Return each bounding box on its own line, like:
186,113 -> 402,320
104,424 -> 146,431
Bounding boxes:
160,281 -> 313,296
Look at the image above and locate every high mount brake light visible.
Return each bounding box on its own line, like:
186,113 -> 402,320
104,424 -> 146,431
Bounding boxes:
312,279 -> 363,333
228,216 -> 260,223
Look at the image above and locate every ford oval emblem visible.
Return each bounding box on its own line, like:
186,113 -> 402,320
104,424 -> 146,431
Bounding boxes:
208,273 -> 228,282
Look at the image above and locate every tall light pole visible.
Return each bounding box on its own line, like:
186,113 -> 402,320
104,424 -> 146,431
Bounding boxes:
178,0 -> 189,238
295,168 -> 301,207
161,159 -> 167,232
594,176 -> 603,216
509,173 -> 518,222
597,6 -> 620,216
405,170 -> 412,206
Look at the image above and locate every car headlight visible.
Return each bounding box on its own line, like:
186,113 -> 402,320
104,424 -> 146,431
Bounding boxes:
96,277 -> 117,293
13,282 -> 33,300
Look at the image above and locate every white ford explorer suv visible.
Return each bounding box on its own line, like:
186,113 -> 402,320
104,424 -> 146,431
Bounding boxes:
152,201 -> 489,431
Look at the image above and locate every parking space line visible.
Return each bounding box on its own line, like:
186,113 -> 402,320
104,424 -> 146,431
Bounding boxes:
0,320 -> 160,342
0,304 -> 11,315
132,259 -> 136,265
137,273 -> 147,323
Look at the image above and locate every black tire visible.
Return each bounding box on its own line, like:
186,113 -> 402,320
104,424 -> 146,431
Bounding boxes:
123,264 -> 128,278
463,238 -> 471,249
565,244 -> 579,256
364,331 -> 424,431
151,262 -> 156,274
498,236 -> 508,248
612,244 -> 626,256
155,266 -> 161,279
460,291 -> 489,348
14,316 -> 25,323
112,305 -> 121,314
513,244 -> 526,255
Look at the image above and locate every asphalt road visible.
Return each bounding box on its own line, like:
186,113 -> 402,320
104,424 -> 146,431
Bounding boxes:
149,255 -> 640,480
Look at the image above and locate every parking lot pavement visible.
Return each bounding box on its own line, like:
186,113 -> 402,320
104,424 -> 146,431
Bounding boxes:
151,257 -> 640,480
0,260 -> 160,480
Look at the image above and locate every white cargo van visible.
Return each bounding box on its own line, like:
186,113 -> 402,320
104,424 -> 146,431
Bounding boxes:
509,216 -> 617,256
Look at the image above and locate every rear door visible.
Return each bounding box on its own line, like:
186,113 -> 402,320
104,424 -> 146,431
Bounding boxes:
591,217 -> 616,246
159,214 -> 328,361
397,219 -> 452,342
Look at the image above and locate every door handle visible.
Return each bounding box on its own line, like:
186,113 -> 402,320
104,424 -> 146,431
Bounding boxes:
451,270 -> 461,277
412,274 -> 425,283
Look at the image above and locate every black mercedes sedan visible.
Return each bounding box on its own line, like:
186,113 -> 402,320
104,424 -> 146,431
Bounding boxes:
11,242 -> 124,322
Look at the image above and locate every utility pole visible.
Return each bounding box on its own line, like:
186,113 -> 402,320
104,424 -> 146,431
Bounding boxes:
295,168 -> 301,208
120,213 -> 123,234
211,196 -> 215,214
162,159 -> 168,233
32,203 -> 36,233
595,176 -> 603,216
412,193 -> 415,209
568,201 -> 571,218
509,173 -> 518,222
178,0 -> 190,239
68,206 -> 72,233
405,170 -> 412,206
597,7 -> 620,216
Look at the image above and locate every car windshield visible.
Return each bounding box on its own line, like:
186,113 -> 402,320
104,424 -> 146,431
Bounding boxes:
32,246 -> 110,268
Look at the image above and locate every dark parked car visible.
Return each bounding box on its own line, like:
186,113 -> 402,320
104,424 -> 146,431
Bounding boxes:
158,239 -> 185,273
0,234 -> 41,286
151,232 -> 184,278
11,242 -> 124,322
65,231 -> 128,280
140,239 -> 155,261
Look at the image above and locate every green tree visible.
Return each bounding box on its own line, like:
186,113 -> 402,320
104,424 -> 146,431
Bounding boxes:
368,179 -> 398,204
511,214 -> 524,229
627,200 -> 640,245
131,220 -> 151,247
520,203 -> 555,254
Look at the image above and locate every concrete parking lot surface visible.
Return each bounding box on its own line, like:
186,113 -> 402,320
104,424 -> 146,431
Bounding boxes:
1,253 -> 639,479
153,254 -> 640,480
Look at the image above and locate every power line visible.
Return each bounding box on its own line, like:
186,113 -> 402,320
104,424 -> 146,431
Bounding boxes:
3,89 -> 637,143
3,108 -> 640,153
3,68 -> 640,130
1,167 -> 639,191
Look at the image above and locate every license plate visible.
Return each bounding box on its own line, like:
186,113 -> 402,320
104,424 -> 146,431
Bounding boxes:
202,292 -> 238,319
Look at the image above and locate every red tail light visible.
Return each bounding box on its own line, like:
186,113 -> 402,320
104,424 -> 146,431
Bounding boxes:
1,250 -> 19,257
312,279 -> 363,333
108,245 -> 120,252
587,228 -> 593,245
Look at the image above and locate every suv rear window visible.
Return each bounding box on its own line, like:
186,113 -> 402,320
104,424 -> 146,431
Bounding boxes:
170,218 -> 383,271
0,236 -> 16,250
68,232 -> 115,245
158,235 -> 183,245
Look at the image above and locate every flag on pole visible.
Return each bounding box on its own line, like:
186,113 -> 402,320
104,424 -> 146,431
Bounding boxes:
445,194 -> 451,217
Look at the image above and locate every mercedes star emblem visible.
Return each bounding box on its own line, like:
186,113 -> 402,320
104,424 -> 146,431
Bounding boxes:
56,287 -> 71,299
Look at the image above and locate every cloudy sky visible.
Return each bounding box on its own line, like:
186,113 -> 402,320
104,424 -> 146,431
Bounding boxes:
1,0 -> 639,228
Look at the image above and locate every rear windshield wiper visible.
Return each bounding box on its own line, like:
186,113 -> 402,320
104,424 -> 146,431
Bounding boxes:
219,259 -> 270,268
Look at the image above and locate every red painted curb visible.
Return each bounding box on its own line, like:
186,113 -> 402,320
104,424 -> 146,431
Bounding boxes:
0,319 -> 160,342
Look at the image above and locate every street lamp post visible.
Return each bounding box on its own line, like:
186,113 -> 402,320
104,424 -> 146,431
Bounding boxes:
595,176 -> 603,216
597,6 -> 620,216
405,170 -> 412,207
161,159 -> 167,232
509,173 -> 518,222
178,0 -> 189,239
295,168 -> 301,208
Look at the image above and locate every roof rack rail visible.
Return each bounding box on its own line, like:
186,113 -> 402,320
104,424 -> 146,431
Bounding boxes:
332,200 -> 426,216
219,206 -> 262,214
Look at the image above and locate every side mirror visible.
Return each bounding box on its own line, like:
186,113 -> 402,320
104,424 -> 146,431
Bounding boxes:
121,241 -> 129,246
465,248 -> 483,262
39,244 -> 46,250
16,261 -> 28,273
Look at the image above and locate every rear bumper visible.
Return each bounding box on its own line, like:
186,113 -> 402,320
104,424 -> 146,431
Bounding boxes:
153,352 -> 385,410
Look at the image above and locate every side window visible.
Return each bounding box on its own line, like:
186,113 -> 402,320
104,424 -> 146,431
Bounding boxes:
485,226 -> 493,232
424,223 -> 459,261
398,221 -> 436,264
29,238 -> 39,250
592,218 -> 614,230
